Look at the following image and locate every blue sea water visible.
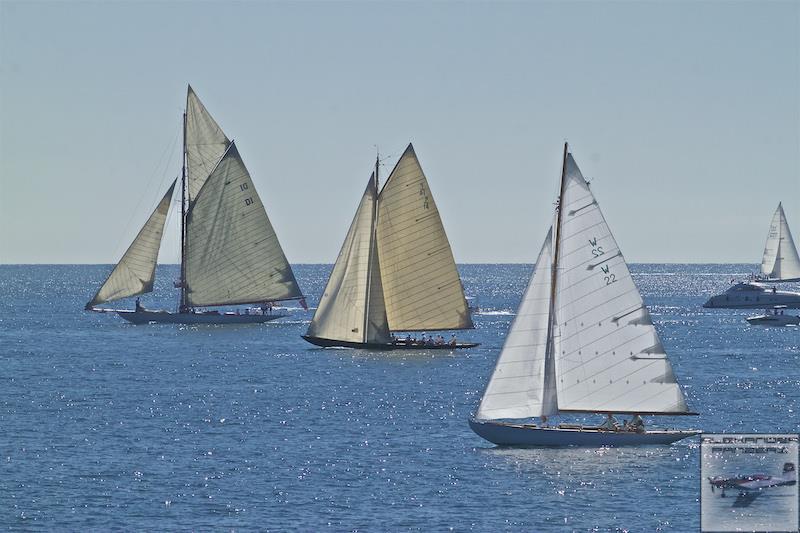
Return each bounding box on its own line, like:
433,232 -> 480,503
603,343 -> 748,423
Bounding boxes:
1,264 -> 798,531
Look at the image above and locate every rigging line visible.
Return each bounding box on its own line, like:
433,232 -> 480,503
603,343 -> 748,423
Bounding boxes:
110,127 -> 181,263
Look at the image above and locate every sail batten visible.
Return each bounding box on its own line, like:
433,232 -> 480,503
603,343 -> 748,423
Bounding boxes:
761,203 -> 800,281
376,144 -> 473,332
184,141 -> 302,307
87,180 -> 176,307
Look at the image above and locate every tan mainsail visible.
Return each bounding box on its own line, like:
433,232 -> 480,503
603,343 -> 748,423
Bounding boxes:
306,175 -> 391,344
185,85 -> 230,201
376,144 -> 472,331
87,181 -> 176,307
184,142 -> 302,306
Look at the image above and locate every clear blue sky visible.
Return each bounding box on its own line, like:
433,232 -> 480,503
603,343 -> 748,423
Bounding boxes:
1,0 -> 798,264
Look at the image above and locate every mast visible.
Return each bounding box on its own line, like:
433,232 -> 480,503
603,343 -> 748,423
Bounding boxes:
179,110 -> 188,312
363,151 -> 380,342
541,142 -> 569,415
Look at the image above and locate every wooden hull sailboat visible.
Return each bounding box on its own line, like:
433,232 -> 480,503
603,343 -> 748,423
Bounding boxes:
470,144 -> 698,447
303,145 -> 477,350
85,86 -> 305,323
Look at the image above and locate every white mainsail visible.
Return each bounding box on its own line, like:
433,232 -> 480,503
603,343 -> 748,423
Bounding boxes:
185,85 -> 230,202
552,154 -> 689,414
306,175 -> 391,344
476,228 -> 558,420
87,180 -> 176,307
761,203 -> 800,281
184,142 -> 302,307
376,144 -> 473,331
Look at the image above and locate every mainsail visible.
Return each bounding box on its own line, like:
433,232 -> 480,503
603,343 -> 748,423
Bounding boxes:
376,144 -> 473,331
184,141 -> 303,307
476,228 -> 557,420
306,175 -> 391,344
475,147 -> 691,421
86,180 -> 176,308
761,203 -> 800,282
185,85 -> 230,202
552,154 -> 689,415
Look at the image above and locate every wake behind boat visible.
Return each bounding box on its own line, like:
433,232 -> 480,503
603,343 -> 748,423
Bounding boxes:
85,86 -> 306,324
302,145 -> 478,350
469,144 -> 699,447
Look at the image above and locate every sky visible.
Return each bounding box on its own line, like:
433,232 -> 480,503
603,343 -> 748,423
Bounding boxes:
1,0 -> 798,264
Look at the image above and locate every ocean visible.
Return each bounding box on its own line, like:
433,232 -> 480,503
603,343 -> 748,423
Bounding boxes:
1,264 -> 798,530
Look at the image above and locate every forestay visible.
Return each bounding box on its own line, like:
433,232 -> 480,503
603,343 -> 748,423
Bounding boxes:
376,144 -> 473,331
476,228 -> 558,420
761,203 -> 800,281
87,181 -> 176,307
184,142 -> 302,306
552,154 -> 689,415
306,176 -> 391,344
185,86 -> 230,201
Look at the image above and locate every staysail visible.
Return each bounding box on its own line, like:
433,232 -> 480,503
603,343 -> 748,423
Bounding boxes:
475,227 -> 558,420
376,144 -> 473,331
185,85 -> 230,201
552,154 -> 689,415
761,203 -> 800,282
184,141 -> 302,306
87,180 -> 176,308
306,175 -> 391,344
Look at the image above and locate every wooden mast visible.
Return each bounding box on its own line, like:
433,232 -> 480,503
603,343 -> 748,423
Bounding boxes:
363,151 -> 380,342
179,106 -> 188,313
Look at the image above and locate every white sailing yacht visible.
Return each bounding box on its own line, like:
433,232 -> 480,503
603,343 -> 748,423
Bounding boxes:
85,86 -> 305,325
470,144 -> 699,446
302,144 -> 478,350
759,203 -> 800,282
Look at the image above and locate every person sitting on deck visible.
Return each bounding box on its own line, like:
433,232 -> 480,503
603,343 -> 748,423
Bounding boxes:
135,297 -> 143,312
599,413 -> 620,431
435,335 -> 444,346
540,415 -> 548,427
626,414 -> 645,433
449,334 -> 457,347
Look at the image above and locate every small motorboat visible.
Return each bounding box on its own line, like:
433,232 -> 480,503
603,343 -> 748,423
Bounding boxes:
746,306 -> 800,327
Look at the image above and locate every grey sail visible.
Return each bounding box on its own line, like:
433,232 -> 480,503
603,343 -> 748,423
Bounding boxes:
184,141 -> 302,307
87,180 -> 176,308
376,144 -> 473,331
185,85 -> 230,202
552,154 -> 689,415
306,174 -> 391,344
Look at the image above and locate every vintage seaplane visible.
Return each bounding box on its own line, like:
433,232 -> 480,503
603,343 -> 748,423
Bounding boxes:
708,462 -> 796,507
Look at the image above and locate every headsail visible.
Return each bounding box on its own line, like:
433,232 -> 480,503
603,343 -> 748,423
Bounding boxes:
87,180 -> 176,308
376,144 -> 473,331
761,203 -> 800,282
476,228 -> 558,420
306,175 -> 391,344
184,141 -> 302,306
551,154 -> 689,415
185,86 -> 230,202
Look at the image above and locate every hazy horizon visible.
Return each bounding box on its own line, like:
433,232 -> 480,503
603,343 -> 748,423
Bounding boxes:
2,1 -> 798,265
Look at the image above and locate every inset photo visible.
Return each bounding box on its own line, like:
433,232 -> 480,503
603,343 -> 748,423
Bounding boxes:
701,434 -> 799,532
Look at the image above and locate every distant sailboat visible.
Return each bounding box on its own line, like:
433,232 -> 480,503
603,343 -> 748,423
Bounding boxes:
759,203 -> 800,282
85,86 -> 305,324
302,144 -> 478,350
470,144 -> 699,446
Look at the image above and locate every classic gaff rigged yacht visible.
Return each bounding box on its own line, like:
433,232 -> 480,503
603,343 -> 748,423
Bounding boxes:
85,86 -> 305,325
302,145 -> 478,350
469,144 -> 700,446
